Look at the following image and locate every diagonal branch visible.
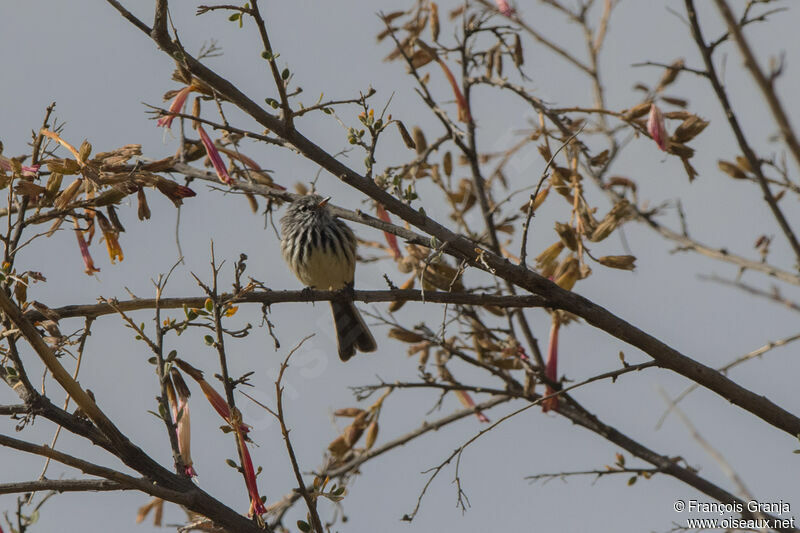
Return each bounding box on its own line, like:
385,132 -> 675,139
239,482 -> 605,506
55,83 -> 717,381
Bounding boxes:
106,0 -> 800,440
685,0 -> 800,268
714,0 -> 800,172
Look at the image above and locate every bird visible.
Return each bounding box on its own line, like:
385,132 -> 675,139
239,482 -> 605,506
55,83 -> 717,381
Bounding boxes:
280,194 -> 377,361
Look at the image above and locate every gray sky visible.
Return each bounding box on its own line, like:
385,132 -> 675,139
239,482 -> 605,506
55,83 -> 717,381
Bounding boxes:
2,1 -> 800,532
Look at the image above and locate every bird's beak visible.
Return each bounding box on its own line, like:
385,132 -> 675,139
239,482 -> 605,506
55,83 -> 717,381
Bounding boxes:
317,196 -> 331,208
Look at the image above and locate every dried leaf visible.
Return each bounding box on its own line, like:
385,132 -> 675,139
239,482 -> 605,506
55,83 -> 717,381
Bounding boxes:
396,121 -> 416,150
718,160 -> 747,180
388,328 -> 425,343
554,222 -> 579,251
596,255 -> 636,270
430,2 -> 440,41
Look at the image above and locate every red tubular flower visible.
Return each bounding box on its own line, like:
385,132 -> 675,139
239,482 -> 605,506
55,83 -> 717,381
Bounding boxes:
174,359 -> 249,433
197,124 -> 233,185
174,359 -> 262,512
494,0 -> 515,16
170,371 -> 196,477
435,58 -> 472,124
454,389 -> 490,423
0,156 -> 40,177
154,178 -> 197,207
376,204 -> 402,260
236,424 -> 266,516
542,318 -> 560,412
95,212 -> 123,264
74,226 -> 100,275
157,86 -> 193,129
647,103 -> 668,151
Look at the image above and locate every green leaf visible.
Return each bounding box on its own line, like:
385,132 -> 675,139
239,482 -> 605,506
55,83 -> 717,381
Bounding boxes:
281,68 -> 290,80
225,458 -> 238,468
166,349 -> 177,361
228,13 -> 240,21
204,335 -> 214,346
297,520 -> 311,532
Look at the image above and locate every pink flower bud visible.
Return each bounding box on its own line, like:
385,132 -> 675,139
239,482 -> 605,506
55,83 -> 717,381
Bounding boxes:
647,103 -> 669,151
495,0 -> 515,16
157,86 -> 193,129
197,124 -> 233,185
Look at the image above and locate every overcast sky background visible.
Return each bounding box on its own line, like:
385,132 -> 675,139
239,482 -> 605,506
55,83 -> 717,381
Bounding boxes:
2,1 -> 800,532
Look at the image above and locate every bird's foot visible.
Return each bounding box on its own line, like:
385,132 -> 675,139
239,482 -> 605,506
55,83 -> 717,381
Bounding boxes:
301,286 -> 316,298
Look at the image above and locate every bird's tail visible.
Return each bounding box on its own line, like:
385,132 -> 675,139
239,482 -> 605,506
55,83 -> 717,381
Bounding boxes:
330,300 -> 377,361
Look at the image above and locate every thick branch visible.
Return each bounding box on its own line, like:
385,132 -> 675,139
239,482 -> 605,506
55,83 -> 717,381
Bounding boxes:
26,290 -> 550,322
108,0 -> 800,439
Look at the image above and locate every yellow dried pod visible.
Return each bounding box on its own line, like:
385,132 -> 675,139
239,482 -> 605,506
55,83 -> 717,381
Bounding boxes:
388,328 -> 425,343
430,2 -> 440,41
78,140 -> 92,163
554,256 -> 579,289
388,275 -> 415,312
410,49 -> 435,69
334,408 -> 365,418
597,255 -> 637,271
492,357 -> 523,370
657,58 -> 684,89
343,423 -> 364,447
668,143 -> 694,158
407,341 -> 429,357
54,178 -> 83,210
672,116 -> 709,143
396,121 -> 416,150
45,172 -> 63,198
532,186 -> 550,211
427,262 -> 464,291
412,126 -> 427,154
418,344 -> 430,366
554,222 -> 579,251
443,151 -> 453,177
623,102 -> 652,120
328,435 -> 350,456
535,241 -> 564,268
550,167 -> 573,199
735,155 -> 752,173
718,160 -> 747,180
365,420 -> 379,450
538,143 -> 553,162
513,33 -> 523,67
590,217 -> 617,242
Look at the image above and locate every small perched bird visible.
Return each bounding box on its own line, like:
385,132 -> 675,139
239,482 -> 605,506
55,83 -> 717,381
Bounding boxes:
280,194 -> 377,361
